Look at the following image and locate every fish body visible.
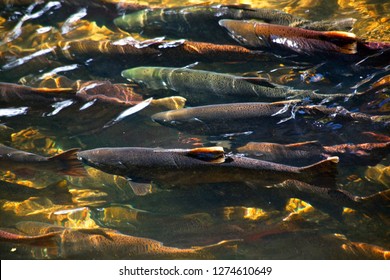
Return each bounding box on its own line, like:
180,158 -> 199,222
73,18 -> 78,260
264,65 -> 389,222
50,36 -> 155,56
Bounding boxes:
237,141 -> 390,166
270,179 -> 390,220
122,67 -> 338,104
12,221 -> 237,259
219,20 -> 358,56
0,144 -> 85,176
0,82 -> 73,105
151,101 -> 298,135
77,146 -> 338,189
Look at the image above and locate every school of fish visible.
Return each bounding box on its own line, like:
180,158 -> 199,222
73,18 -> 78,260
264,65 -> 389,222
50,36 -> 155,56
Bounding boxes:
0,1 -> 390,260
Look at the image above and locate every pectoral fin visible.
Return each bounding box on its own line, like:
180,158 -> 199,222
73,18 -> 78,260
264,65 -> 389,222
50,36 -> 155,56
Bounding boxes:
127,178 -> 153,196
186,147 -> 225,163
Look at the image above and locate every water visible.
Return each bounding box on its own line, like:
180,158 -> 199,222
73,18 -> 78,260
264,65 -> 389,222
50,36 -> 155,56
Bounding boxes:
0,0 -> 389,259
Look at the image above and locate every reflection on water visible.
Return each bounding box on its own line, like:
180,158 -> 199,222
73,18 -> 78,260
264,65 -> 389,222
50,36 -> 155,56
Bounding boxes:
0,0 -> 390,260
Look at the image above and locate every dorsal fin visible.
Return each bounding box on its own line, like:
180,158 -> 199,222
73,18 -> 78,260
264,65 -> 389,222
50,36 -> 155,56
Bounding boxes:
127,180 -> 152,196
186,147 -> 225,163
322,31 -> 357,54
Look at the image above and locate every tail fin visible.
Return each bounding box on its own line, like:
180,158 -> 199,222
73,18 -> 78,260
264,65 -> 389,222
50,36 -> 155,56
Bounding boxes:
0,228 -> 60,247
299,156 -> 339,187
49,148 -> 87,176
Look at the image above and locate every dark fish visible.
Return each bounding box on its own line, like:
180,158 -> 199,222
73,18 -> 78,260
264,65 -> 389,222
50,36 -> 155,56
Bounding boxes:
0,81 -> 145,107
12,221 -> 239,259
152,101 -> 390,136
122,67 -> 347,104
0,144 -> 86,176
77,146 -> 339,194
0,82 -> 74,105
54,39 -> 267,64
219,19 -> 358,56
237,141 -> 390,166
151,100 -> 304,135
269,179 -> 390,221
0,179 -> 73,203
114,4 -> 354,43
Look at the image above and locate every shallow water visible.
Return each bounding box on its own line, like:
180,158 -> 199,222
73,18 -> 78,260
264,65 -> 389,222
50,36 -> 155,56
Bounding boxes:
0,0 -> 389,259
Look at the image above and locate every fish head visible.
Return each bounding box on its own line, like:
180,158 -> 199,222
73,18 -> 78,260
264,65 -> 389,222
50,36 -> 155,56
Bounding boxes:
219,19 -> 262,48
121,67 -> 165,89
77,148 -> 131,176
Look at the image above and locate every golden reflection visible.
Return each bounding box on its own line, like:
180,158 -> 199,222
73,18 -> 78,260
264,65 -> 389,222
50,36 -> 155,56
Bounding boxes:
11,128 -> 59,156
365,164 -> 390,188
49,207 -> 98,228
223,206 -> 268,221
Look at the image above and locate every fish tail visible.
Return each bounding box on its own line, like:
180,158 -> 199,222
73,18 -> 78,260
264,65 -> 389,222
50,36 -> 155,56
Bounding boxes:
49,148 -> 87,176
360,189 -> 390,223
0,229 -> 60,247
322,31 -> 357,54
299,156 -> 339,187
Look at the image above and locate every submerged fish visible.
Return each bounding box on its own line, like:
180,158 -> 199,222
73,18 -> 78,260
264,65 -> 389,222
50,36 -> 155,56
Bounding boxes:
122,67 -> 347,104
151,101 -> 390,135
0,179 -> 73,203
0,144 -> 86,176
0,82 -> 74,105
77,146 -> 339,196
268,179 -> 390,220
114,5 -> 354,43
9,221 -> 238,259
237,141 -> 390,166
219,20 -> 358,56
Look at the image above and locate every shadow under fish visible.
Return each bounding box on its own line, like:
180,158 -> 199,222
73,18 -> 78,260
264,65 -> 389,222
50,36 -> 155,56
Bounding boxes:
0,179 -> 73,204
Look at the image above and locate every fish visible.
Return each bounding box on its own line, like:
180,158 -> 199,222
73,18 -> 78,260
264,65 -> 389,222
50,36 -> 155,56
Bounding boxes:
114,4 -> 354,43
219,19 -> 358,56
77,146 -> 339,195
0,179 -> 73,203
268,179 -> 390,220
237,141 -> 390,167
54,39 -> 267,66
151,101 -> 390,135
122,67 -> 347,104
151,100 -> 300,135
0,228 -> 59,247
11,221 -> 239,259
0,144 -> 86,176
0,82 -> 74,105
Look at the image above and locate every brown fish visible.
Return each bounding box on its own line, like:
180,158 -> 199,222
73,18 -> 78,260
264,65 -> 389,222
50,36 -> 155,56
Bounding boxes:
0,144 -> 86,176
219,20 -> 357,55
237,140 -> 390,166
77,146 -> 339,194
13,222 -> 239,259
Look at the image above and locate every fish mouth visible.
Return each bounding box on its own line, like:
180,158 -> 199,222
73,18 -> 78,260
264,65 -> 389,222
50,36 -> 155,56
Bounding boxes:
76,151 -> 98,169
